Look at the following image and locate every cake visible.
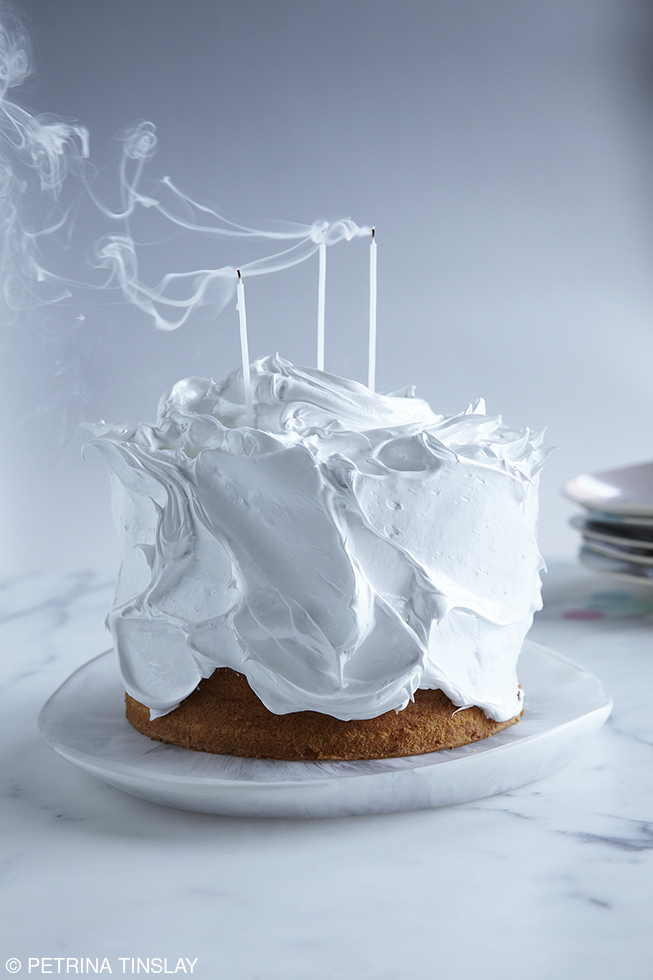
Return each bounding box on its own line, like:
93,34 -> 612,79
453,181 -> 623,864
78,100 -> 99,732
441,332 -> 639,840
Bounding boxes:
90,354 -> 546,760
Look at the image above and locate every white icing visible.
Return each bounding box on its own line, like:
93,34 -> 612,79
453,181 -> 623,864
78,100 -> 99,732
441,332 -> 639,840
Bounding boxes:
90,354 -> 546,723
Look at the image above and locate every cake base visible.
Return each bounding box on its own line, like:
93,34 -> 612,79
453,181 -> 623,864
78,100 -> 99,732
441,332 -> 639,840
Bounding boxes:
125,668 -> 521,760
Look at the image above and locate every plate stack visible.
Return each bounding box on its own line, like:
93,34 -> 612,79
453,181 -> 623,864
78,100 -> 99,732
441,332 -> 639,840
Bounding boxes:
563,462 -> 653,587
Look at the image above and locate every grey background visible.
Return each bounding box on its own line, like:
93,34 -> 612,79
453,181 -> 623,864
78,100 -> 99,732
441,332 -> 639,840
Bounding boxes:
3,0 -> 653,577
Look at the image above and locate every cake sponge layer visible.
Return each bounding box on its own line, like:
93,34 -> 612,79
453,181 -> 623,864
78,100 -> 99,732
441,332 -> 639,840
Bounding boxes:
125,667 -> 521,761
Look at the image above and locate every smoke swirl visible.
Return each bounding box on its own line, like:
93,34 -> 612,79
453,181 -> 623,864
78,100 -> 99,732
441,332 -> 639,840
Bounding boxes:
0,12 -> 370,331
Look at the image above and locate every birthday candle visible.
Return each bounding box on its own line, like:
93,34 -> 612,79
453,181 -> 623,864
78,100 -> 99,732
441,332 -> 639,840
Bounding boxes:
368,228 -> 377,392
317,240 -> 326,372
236,270 -> 254,427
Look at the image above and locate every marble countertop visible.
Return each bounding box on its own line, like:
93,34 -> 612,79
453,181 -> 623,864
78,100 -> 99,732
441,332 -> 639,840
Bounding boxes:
2,558 -> 652,979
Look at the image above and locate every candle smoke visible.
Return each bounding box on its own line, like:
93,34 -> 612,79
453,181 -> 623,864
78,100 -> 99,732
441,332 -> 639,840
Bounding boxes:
0,8 -> 88,316
0,7 -> 370,333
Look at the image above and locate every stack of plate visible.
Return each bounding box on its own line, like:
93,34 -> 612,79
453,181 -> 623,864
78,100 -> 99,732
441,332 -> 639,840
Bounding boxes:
563,461 -> 653,587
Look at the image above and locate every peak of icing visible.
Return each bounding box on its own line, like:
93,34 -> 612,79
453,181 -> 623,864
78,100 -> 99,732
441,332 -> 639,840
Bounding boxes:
157,353 -> 442,436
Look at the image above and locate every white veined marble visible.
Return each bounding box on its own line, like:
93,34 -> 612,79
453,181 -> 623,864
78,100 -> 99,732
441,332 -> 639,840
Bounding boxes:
2,559 -> 653,979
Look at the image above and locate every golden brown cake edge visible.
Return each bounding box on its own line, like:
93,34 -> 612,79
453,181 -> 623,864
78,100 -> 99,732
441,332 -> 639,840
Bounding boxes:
125,667 -> 521,761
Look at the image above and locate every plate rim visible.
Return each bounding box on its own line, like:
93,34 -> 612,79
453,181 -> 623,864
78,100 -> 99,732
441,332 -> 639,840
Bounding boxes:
563,461 -> 653,517
576,511 -> 653,528
39,640 -> 612,793
581,537 -> 653,566
578,546 -> 653,589
570,514 -> 653,550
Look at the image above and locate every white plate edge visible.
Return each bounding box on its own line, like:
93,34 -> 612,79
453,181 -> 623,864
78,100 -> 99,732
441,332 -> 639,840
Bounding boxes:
38,641 -> 612,792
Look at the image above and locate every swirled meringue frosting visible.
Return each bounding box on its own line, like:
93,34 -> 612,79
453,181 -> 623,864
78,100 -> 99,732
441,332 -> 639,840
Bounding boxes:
90,354 -> 546,724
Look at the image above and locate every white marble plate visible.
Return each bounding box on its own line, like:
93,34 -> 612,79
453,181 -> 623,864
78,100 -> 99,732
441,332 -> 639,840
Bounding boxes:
38,641 -> 611,819
563,461 -> 653,516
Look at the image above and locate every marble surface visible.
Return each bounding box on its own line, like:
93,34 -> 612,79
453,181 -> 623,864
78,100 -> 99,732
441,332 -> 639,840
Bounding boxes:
2,558 -> 653,979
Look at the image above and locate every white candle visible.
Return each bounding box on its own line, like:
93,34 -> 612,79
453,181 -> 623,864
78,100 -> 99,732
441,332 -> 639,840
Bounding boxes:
236,269 -> 254,427
317,240 -> 326,372
368,227 -> 377,392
